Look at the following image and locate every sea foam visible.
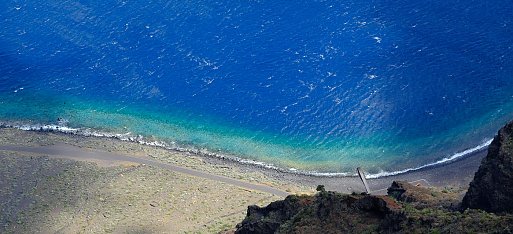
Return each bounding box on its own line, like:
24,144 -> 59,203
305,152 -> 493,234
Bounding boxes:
365,139 -> 493,178
0,121 -> 492,178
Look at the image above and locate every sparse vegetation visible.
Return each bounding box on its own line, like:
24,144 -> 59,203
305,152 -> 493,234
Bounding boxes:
0,129 -> 286,233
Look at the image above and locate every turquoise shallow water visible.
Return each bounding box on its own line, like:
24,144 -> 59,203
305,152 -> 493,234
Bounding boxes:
0,91 -> 510,176
1,0 -> 513,176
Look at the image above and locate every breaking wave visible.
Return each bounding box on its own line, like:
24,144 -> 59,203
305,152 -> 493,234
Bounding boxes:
0,122 -> 492,179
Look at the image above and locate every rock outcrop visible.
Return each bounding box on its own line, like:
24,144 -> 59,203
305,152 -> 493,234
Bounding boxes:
235,184 -> 513,234
235,196 -> 308,234
388,181 -> 460,209
235,191 -> 404,234
462,121 -> 513,213
388,181 -> 432,203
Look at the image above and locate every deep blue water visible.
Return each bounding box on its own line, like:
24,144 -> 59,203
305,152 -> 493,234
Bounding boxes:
1,0 -> 513,175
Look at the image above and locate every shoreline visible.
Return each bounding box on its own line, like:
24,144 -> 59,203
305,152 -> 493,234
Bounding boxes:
0,125 -> 488,232
201,141 -> 486,194
0,126 -> 488,194
0,122 -> 491,180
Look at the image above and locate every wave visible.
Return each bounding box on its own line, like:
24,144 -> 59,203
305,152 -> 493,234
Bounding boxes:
0,121 -> 492,179
0,121 -> 313,174
365,139 -> 493,178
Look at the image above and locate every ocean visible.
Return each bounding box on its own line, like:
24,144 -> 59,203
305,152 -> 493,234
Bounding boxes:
1,0 -> 512,176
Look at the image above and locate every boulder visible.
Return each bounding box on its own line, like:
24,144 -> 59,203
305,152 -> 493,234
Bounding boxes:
388,181 -> 432,203
386,181 -> 458,209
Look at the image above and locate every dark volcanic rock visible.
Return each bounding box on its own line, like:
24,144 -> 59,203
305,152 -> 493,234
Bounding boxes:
236,185 -> 513,233
235,191 -> 403,234
462,121 -> 513,213
235,196 -> 308,234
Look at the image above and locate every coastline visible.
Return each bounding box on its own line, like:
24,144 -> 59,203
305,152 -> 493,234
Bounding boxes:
0,127 -> 486,232
0,122 -> 491,179
0,126 -> 486,193
200,140 -> 486,195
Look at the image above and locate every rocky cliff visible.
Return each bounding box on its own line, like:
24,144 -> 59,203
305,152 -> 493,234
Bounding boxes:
461,121 -> 513,213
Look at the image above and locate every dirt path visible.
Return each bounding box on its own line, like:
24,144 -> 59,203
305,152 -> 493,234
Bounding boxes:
0,143 -> 290,197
